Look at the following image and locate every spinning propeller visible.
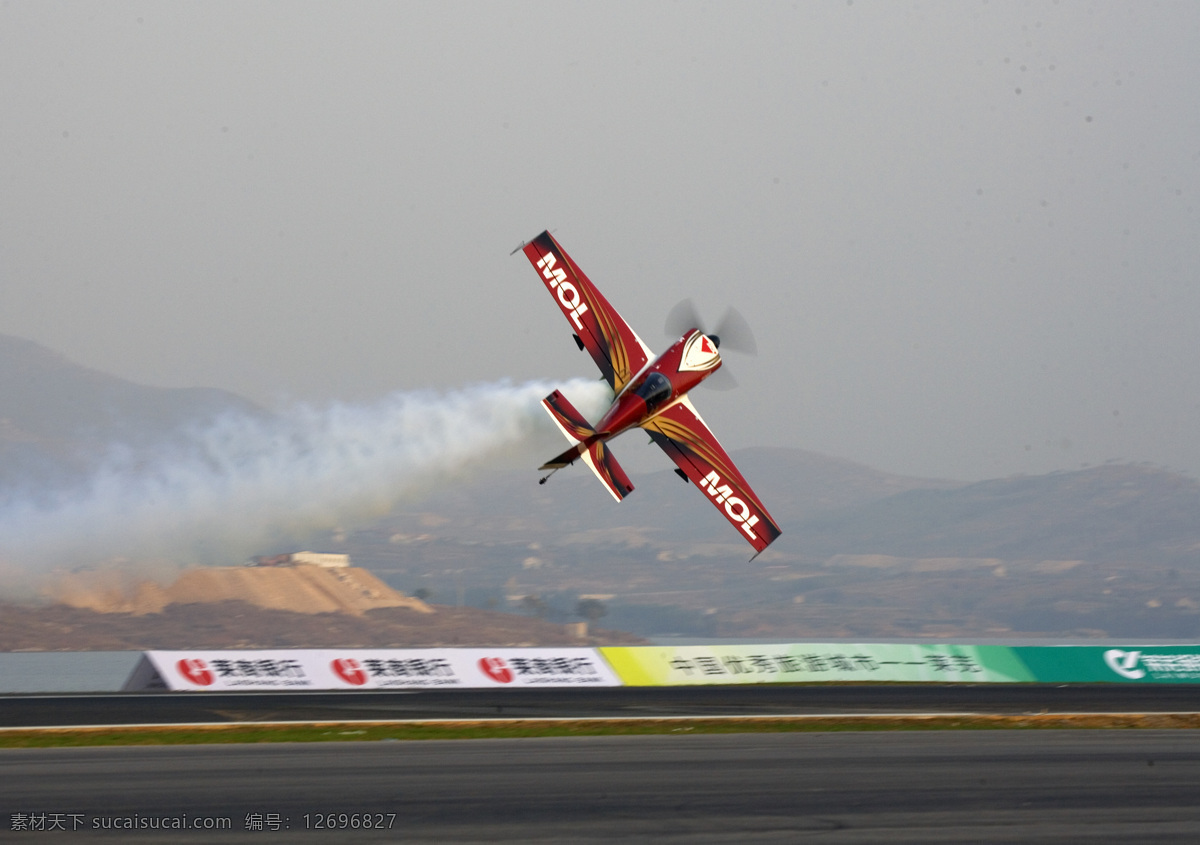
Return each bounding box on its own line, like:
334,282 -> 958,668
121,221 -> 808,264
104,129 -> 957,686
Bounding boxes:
664,299 -> 757,390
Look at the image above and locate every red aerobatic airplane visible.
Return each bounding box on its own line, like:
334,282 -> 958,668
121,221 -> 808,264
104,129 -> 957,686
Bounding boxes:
517,231 -> 781,556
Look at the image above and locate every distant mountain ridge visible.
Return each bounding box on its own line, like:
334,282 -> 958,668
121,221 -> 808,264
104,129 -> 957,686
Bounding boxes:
0,332 -> 264,489
360,447 -> 1199,568
5,331 -> 1200,640
336,442 -> 1200,639
793,462 -> 1200,566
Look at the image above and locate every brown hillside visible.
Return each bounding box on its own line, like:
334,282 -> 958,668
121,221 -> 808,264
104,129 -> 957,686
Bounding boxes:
0,602 -> 644,650
49,566 -> 432,617
16,566 -> 645,650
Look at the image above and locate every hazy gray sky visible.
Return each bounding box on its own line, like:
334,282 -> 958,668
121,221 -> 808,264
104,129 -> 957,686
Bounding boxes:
2,1 -> 1198,481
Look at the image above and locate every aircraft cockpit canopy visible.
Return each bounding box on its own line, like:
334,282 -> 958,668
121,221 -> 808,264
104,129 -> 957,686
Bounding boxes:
633,371 -> 672,412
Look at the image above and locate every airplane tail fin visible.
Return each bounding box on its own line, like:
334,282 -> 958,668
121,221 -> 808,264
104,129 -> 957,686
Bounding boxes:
539,390 -> 634,502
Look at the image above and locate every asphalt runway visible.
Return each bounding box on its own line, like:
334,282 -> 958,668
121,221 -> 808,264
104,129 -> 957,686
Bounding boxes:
6,731 -> 1200,843
5,683 -> 1200,728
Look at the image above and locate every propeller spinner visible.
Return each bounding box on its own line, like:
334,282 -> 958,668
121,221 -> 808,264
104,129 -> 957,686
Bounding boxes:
664,299 -> 757,390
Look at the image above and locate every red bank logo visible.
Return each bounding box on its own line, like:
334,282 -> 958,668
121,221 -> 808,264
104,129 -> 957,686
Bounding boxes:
331,658 -> 368,686
177,658 -> 215,686
478,657 -> 515,684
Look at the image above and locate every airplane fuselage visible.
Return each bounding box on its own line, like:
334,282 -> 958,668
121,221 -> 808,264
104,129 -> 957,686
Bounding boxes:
593,329 -> 722,437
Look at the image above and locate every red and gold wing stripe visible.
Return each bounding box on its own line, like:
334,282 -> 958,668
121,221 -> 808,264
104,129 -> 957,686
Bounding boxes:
642,398 -> 782,554
521,231 -> 651,392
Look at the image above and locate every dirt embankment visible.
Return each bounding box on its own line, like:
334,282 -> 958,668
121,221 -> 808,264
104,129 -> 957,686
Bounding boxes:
9,566 -> 644,650
48,566 -> 433,617
0,603 -> 643,651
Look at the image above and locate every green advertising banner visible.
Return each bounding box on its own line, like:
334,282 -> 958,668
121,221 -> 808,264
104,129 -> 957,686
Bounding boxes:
599,644 -> 1035,686
599,643 -> 1200,685
1013,646 -> 1200,684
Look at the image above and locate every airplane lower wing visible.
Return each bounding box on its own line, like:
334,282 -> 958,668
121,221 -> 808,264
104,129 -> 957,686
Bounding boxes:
520,231 -> 652,393
641,397 -> 782,556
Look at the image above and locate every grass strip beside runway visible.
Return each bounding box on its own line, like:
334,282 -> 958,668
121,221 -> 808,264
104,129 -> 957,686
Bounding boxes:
4,713 -> 1200,747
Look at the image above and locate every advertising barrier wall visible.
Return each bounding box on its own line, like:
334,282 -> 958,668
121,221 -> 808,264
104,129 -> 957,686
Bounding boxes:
122,644 -> 1200,691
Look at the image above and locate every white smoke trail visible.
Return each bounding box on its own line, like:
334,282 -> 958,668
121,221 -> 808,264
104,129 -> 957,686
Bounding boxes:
0,378 -> 612,600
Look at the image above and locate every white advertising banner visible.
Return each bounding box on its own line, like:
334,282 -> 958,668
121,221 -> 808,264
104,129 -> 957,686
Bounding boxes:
133,651 -> 329,692
131,648 -> 620,691
322,648 -> 620,690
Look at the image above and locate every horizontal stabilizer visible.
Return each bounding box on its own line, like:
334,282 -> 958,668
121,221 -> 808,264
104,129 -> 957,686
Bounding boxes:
541,389 -> 596,444
539,390 -> 634,501
581,438 -> 634,502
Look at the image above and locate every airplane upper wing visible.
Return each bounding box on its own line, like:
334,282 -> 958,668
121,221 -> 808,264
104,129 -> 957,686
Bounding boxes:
641,397 -> 782,555
521,231 -> 653,393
